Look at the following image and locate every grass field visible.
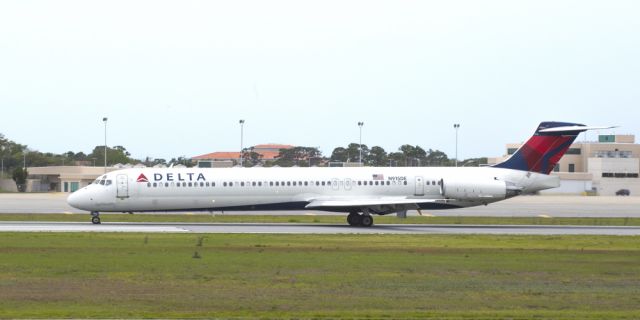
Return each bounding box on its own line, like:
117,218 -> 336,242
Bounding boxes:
1,233 -> 639,319
1,213 -> 640,226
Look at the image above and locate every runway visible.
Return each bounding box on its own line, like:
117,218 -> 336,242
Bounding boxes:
1,221 -> 639,235
1,193 -> 640,217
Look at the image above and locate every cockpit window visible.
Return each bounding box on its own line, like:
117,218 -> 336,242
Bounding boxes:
99,180 -> 106,185
105,180 -> 112,186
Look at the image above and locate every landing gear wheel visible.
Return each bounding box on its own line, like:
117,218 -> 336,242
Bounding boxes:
347,212 -> 361,226
91,216 -> 101,224
361,215 -> 373,227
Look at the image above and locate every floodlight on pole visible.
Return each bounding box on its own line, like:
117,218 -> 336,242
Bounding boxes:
453,123 -> 460,167
103,117 -> 108,173
358,122 -> 364,165
239,119 -> 245,167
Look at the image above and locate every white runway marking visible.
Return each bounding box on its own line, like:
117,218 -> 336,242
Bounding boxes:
1,222 -> 639,235
0,222 -> 188,233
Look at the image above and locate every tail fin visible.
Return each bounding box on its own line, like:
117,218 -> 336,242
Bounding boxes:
493,122 -> 586,174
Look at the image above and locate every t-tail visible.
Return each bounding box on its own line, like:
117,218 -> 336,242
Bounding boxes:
493,121 -> 616,175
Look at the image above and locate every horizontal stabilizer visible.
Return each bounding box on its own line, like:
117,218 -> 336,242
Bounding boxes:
538,125 -> 618,133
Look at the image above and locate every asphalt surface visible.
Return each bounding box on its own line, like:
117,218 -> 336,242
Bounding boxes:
1,221 -> 639,235
0,193 -> 639,217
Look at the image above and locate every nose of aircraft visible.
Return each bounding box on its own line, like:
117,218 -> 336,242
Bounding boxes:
67,189 -> 90,210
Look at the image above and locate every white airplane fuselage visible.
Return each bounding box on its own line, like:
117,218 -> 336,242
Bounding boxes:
67,166 -> 558,213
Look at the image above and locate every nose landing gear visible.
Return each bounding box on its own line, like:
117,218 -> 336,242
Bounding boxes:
90,211 -> 101,224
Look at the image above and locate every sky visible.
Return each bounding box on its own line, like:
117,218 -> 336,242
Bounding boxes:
1,0 -> 639,161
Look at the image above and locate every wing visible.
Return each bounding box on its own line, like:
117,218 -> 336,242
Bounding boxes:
305,197 -> 450,214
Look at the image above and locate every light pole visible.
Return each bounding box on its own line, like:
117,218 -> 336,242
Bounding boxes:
239,119 -> 245,167
103,117 -> 108,173
0,146 -> 4,179
358,121 -> 364,165
453,124 -> 460,167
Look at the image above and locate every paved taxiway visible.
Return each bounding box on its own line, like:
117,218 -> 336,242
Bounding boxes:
1,221 -> 639,235
0,193 -> 639,217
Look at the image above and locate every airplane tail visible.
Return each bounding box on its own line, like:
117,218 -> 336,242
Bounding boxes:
493,121 -> 587,174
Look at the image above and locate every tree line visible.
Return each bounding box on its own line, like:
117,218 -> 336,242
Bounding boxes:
1,133 -> 488,188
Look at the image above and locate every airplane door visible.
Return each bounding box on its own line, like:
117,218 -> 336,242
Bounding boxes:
331,179 -> 340,191
117,174 -> 129,198
414,176 -> 424,196
344,178 -> 352,191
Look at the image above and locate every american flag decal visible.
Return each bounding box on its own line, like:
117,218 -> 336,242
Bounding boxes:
372,174 -> 384,180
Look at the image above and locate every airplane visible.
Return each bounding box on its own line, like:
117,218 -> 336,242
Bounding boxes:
67,121 -> 614,226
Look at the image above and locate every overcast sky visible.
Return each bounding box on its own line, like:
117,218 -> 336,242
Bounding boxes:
1,0 -> 638,161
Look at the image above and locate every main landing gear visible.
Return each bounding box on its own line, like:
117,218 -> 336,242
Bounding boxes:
91,211 -> 101,224
347,211 -> 374,227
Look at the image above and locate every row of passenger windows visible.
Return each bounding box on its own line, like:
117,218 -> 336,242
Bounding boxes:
145,180 -> 415,188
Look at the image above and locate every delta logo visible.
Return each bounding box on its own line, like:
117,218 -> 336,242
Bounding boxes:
136,172 -> 206,182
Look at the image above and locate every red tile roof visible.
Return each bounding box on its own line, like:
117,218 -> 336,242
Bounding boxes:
253,144 -> 294,149
192,152 -> 241,160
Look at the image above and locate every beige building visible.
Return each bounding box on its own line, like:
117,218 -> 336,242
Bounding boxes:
27,166 -> 118,192
489,135 -> 640,196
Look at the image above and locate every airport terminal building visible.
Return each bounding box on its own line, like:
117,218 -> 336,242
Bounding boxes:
488,135 -> 640,196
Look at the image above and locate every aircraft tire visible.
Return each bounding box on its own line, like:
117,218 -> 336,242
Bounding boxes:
91,216 -> 101,224
347,212 -> 360,226
361,215 -> 373,227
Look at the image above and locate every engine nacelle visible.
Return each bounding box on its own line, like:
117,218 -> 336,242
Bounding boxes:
441,179 -> 508,201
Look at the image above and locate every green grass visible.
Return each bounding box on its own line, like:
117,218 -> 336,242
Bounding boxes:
1,213 -> 640,226
0,233 -> 639,319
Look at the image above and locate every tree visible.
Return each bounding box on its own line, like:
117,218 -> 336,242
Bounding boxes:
12,167 -> 28,192
330,147 -> 348,162
425,149 -> 451,166
241,149 -> 263,167
272,147 -> 322,167
366,146 -> 388,166
346,143 -> 369,163
89,145 -> 135,166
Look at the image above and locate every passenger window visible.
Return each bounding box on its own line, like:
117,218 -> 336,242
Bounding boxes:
200,182 -> 204,187
287,181 -> 291,186
165,183 -> 169,187
176,183 -> 180,188
258,182 -> 262,186
321,181 -> 325,186
316,181 -> 320,186
276,182 -> 280,186
229,182 -> 234,187
375,181 -> 379,186
223,182 -> 227,187
188,182 -> 192,187
404,181 -> 408,185
386,181 -> 390,185
153,182 -> 157,187
270,182 -> 274,186
292,182 -> 296,186
304,181 -> 308,186
241,182 -> 245,187
206,182 -> 210,187
147,182 -> 151,187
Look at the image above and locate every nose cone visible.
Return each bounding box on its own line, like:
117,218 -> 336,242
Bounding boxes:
67,189 -> 90,210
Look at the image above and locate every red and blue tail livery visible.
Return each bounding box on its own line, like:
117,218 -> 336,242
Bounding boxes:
493,122 -> 587,174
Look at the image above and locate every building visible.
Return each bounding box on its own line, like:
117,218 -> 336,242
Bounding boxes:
488,135 -> 640,196
26,166 -> 119,192
192,144 -> 294,168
